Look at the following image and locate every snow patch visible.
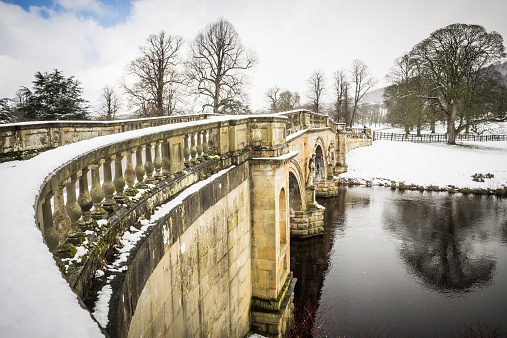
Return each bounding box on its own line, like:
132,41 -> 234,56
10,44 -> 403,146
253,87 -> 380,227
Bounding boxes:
339,140 -> 507,190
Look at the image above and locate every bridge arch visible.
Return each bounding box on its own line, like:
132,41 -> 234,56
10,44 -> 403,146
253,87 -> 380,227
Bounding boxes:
313,137 -> 327,185
288,159 -> 305,216
279,187 -> 287,246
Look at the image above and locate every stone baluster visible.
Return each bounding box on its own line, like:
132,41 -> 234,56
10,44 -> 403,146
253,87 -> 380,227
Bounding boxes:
196,130 -> 203,161
102,157 -> 117,213
202,130 -> 209,159
135,146 -> 148,189
114,152 -> 129,204
41,193 -> 59,252
208,128 -> 218,155
161,139 -> 171,177
153,141 -> 164,181
144,143 -> 155,184
78,167 -> 94,227
183,134 -> 191,167
53,183 -> 74,257
90,162 -> 107,220
66,174 -> 84,244
124,149 -> 137,196
190,132 -> 197,164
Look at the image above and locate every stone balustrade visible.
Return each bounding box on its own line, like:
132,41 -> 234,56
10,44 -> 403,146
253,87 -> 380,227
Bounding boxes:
33,114 -> 294,292
0,114 -> 211,162
18,109 -> 373,337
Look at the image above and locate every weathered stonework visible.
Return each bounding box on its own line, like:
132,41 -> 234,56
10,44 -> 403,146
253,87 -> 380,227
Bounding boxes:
290,207 -> 325,238
26,110 -> 373,338
249,150 -> 296,337
116,162 -> 251,338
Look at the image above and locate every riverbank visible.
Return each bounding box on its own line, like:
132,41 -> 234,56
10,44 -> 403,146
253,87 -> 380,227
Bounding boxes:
336,140 -> 507,196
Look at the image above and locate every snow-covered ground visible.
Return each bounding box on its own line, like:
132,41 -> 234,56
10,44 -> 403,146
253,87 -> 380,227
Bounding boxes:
338,140 -> 507,191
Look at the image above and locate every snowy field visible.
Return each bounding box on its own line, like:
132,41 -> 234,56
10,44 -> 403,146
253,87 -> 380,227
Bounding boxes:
338,140 -> 507,191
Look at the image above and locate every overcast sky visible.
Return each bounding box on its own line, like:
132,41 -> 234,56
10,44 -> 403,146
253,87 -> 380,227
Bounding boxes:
1,0 -> 506,113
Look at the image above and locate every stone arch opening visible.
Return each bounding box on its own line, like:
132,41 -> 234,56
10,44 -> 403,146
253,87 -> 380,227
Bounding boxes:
314,145 -> 326,185
289,172 -> 302,218
279,188 -> 287,246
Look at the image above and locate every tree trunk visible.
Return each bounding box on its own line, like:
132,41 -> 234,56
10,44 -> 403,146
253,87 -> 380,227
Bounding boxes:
214,81 -> 220,114
404,124 -> 410,135
349,106 -> 357,127
430,115 -> 436,133
447,106 -> 457,144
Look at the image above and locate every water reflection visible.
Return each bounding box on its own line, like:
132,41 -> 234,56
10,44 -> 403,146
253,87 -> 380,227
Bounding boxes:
290,191 -> 347,335
291,187 -> 507,337
382,192 -> 498,293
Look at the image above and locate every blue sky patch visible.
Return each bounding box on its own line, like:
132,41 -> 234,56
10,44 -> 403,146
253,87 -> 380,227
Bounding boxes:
3,0 -> 132,26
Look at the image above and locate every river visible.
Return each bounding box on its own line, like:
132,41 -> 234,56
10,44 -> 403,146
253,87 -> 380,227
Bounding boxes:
291,186 -> 507,337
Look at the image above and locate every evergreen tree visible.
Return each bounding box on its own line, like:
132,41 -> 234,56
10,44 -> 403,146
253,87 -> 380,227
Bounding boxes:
21,69 -> 89,121
0,98 -> 17,124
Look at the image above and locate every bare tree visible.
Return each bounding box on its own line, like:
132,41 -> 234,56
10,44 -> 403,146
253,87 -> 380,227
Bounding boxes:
187,18 -> 257,114
350,60 -> 377,127
266,86 -> 281,112
332,69 -> 349,123
278,90 -> 300,112
98,85 -> 120,120
307,71 -> 326,114
123,31 -> 184,116
266,86 -> 301,113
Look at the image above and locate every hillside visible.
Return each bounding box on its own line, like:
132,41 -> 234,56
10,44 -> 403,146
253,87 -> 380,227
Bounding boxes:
359,87 -> 385,105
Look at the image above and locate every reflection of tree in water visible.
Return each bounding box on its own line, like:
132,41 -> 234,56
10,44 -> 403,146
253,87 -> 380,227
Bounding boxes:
502,219 -> 507,244
290,188 -> 369,335
384,192 -> 498,293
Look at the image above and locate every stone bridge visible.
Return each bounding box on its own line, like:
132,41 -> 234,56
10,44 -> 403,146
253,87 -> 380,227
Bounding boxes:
0,110 -> 371,337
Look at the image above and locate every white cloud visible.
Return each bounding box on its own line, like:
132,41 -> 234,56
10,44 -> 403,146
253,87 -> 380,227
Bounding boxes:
1,0 -> 506,112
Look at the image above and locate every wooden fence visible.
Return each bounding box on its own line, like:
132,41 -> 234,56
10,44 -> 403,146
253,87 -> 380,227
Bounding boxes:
373,131 -> 507,142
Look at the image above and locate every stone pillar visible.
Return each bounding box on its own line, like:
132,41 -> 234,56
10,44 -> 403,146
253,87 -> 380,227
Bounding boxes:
153,141 -> 164,181
250,151 -> 297,337
190,132 -> 197,164
90,162 -> 107,220
66,174 -> 84,244
196,130 -> 203,161
41,193 -> 59,252
135,146 -> 148,189
161,139 -> 171,177
78,168 -> 94,226
183,134 -> 191,167
124,149 -> 137,196
53,183 -> 74,258
144,144 -> 155,184
334,133 -> 348,175
102,157 -> 117,212
114,152 -> 129,204
202,130 -> 209,159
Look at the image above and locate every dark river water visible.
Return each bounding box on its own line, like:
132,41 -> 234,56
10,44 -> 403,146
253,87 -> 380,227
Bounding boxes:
291,186 -> 507,337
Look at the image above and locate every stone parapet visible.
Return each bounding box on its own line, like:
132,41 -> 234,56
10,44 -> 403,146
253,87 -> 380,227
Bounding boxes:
0,114 -> 210,162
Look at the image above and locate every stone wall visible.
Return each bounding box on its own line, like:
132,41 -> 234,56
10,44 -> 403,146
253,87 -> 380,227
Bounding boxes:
120,162 -> 252,337
345,133 -> 372,152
